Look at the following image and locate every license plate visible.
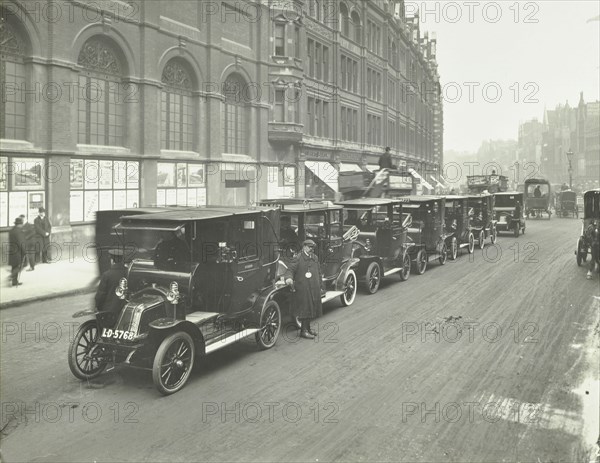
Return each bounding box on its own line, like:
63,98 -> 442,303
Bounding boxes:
101,328 -> 135,341
499,216 -> 507,223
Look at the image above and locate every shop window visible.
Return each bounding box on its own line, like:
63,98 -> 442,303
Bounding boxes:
69,159 -> 139,222
0,156 -> 46,228
156,162 -> 207,207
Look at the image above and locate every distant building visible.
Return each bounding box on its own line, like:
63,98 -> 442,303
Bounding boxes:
517,118 -> 543,166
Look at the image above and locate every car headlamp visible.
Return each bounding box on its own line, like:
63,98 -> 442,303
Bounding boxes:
115,278 -> 128,300
365,238 -> 372,251
166,282 -> 180,304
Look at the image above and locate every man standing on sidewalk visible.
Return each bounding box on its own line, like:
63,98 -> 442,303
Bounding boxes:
284,239 -> 323,339
34,207 -> 52,263
8,217 -> 26,286
19,214 -> 37,271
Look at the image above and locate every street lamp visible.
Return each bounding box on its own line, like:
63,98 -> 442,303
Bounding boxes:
566,149 -> 574,190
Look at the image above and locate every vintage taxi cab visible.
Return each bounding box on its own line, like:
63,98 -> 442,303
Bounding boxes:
494,192 -> 526,237
524,178 -> 552,219
335,198 -> 413,293
398,196 -> 451,274
467,193 -> 497,248
576,189 -> 600,266
259,199 -> 359,310
443,195 -> 475,257
68,207 -> 284,395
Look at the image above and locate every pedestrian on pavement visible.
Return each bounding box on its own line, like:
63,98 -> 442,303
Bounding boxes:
8,217 -> 26,286
378,147 -> 395,170
585,220 -> 599,280
19,214 -> 37,271
284,239 -> 323,339
34,207 -> 52,263
95,248 -> 128,325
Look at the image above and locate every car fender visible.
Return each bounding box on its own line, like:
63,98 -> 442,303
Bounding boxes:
335,258 -> 360,289
148,318 -> 205,354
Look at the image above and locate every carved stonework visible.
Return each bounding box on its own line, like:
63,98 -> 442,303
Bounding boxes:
304,19 -> 333,41
162,60 -> 192,89
78,39 -> 121,75
0,20 -> 24,55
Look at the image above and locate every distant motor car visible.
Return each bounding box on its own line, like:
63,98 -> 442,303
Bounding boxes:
493,192 -> 526,237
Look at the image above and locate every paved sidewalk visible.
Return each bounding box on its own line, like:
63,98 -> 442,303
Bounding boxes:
1,258 -> 99,309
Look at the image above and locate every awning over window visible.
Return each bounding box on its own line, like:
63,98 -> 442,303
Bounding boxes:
408,168 -> 434,190
305,161 -> 338,192
339,163 -> 363,172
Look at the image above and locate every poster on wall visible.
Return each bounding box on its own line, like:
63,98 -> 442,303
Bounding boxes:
99,190 -> 113,210
177,163 -> 188,187
126,161 -> 139,189
0,192 -> 8,227
197,188 -> 207,206
9,191 -> 27,224
188,164 -> 205,187
165,189 -> 176,205
126,189 -> 139,208
70,159 -> 83,189
84,160 -> 99,190
177,188 -> 187,205
0,157 -> 7,190
28,192 -> 45,222
84,190 -> 99,222
187,188 -> 197,206
113,190 -> 127,209
70,191 -> 84,222
13,158 -> 42,188
113,161 -> 126,189
99,161 -> 113,189
157,163 -> 175,188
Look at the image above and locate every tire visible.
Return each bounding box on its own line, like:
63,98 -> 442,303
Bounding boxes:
414,249 -> 427,275
479,230 -> 486,250
513,224 -> 520,238
68,320 -> 108,381
255,300 -> 281,350
438,243 -> 447,265
577,239 -> 587,266
399,252 -> 411,281
365,261 -> 381,294
340,269 -> 357,306
467,233 -> 475,254
490,228 -> 497,244
449,237 -> 458,260
152,332 -> 195,396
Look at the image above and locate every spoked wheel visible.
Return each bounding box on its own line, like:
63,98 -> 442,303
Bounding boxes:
449,237 -> 458,260
490,228 -> 497,244
365,261 -> 381,294
414,249 -> 427,275
152,332 -> 195,396
68,319 -> 108,380
467,233 -> 475,254
513,224 -> 520,238
399,252 -> 411,281
479,230 -> 486,250
438,243 -> 448,265
340,269 -> 357,306
255,300 -> 281,350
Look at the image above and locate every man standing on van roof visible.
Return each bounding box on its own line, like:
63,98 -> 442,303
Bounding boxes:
378,147 -> 395,170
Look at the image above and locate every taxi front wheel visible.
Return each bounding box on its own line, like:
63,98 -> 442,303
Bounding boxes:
152,332 -> 195,396
68,319 -> 107,380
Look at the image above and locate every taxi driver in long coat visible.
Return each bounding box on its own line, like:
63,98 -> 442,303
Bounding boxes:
285,239 -> 323,339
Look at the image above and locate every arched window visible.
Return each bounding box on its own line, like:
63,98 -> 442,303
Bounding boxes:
0,17 -> 27,140
309,0 -> 321,21
161,59 -> 194,151
222,74 -> 248,154
77,37 -> 124,146
339,3 -> 349,36
351,11 -> 361,43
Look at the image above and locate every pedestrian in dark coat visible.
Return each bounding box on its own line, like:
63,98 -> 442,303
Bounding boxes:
19,215 -> 37,271
8,217 -> 26,286
34,207 -> 52,263
284,239 -> 323,339
95,249 -> 128,324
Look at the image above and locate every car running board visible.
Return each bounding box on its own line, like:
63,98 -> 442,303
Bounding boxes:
186,311 -> 220,325
205,328 -> 260,354
383,267 -> 403,276
322,290 -> 345,303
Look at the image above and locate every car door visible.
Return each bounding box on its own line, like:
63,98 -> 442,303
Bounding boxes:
323,210 -> 344,280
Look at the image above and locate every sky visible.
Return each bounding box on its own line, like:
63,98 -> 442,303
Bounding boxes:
412,0 -> 600,153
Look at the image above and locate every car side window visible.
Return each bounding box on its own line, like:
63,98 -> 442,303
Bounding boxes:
329,210 -> 342,239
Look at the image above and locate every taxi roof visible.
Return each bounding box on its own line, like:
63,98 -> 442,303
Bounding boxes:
442,195 -> 470,200
120,206 -> 277,223
258,198 -> 341,212
493,191 -> 523,196
396,195 -> 444,203
335,198 -> 402,208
